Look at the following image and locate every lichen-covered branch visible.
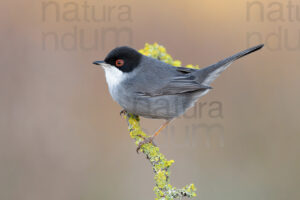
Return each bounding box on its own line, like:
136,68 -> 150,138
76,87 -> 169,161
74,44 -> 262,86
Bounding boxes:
138,43 -> 200,69
124,113 -> 197,200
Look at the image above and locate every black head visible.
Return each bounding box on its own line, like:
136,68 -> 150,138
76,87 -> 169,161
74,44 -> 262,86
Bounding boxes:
94,46 -> 142,73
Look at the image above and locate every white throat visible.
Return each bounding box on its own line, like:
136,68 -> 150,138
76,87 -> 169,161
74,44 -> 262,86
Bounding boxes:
102,63 -> 126,94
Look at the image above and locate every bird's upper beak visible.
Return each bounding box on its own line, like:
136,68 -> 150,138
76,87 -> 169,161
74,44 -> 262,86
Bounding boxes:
93,61 -> 105,65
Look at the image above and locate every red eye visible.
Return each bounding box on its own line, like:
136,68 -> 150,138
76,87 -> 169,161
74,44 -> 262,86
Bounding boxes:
115,59 -> 124,67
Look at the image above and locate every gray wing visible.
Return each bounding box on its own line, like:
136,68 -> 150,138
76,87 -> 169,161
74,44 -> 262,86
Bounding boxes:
136,67 -> 212,97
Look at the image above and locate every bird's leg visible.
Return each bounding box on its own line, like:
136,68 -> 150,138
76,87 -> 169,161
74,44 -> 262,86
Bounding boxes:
152,119 -> 172,138
136,119 -> 172,153
120,109 -> 127,116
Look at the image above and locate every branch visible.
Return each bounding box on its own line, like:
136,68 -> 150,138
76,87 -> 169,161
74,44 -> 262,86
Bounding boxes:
124,113 -> 197,200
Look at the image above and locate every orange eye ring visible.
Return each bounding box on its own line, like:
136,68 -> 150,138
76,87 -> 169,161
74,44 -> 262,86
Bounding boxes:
116,59 -> 124,67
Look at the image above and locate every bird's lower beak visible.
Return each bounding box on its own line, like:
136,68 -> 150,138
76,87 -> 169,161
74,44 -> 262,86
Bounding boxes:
93,61 -> 105,65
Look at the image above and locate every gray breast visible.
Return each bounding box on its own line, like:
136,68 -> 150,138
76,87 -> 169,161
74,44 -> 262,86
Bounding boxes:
114,85 -> 207,119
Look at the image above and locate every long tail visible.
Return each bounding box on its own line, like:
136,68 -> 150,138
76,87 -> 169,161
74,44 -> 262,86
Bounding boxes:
196,44 -> 264,85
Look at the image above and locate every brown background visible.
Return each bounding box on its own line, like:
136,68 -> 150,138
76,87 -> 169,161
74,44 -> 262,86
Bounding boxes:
1,0 -> 299,200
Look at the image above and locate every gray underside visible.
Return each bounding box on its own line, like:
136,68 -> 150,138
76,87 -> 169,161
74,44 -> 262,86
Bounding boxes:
115,88 -> 210,119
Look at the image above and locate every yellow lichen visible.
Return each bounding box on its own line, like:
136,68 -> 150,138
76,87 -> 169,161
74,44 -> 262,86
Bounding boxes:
139,42 -> 200,69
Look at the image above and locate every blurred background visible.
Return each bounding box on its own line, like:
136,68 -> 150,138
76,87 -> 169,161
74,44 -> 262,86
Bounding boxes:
1,0 -> 300,199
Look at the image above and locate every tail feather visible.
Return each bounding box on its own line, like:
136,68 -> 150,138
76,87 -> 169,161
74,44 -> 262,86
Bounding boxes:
196,44 -> 264,85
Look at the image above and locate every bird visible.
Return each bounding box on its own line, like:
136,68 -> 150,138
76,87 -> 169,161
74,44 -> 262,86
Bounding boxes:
93,44 -> 264,151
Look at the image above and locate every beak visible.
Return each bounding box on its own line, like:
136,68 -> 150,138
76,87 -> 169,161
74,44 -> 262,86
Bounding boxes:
93,61 -> 105,65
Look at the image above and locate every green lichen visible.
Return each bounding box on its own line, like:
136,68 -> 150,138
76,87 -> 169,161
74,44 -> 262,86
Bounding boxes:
124,113 -> 196,200
123,43 -> 198,199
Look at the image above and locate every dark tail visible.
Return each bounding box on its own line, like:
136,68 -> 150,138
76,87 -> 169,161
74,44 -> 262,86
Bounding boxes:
196,44 -> 264,85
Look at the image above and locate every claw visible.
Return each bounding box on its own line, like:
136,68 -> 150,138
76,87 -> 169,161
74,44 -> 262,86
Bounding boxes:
120,109 -> 127,116
136,137 -> 157,153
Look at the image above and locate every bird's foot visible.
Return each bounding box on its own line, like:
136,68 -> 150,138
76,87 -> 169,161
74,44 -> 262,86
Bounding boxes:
120,109 -> 127,116
136,136 -> 157,153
